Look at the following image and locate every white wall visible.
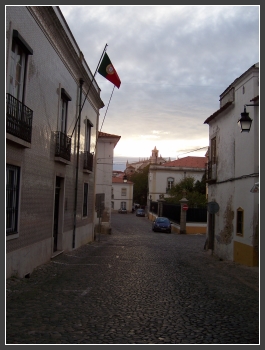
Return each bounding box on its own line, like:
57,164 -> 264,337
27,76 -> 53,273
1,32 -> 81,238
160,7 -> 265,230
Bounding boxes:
207,65 -> 259,263
149,165 -> 205,201
95,137 -> 118,233
112,182 -> 134,212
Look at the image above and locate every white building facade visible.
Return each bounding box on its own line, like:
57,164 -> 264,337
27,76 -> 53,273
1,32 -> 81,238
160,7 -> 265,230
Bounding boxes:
148,156 -> 207,202
204,63 -> 259,266
6,6 -> 104,278
112,177 -> 134,212
95,132 -> 120,234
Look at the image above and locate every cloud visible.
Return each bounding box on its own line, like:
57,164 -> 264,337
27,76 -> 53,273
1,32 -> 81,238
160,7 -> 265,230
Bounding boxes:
60,5 -> 259,159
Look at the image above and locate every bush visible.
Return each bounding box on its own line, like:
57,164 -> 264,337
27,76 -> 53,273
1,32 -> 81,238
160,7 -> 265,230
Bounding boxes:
165,175 -> 207,208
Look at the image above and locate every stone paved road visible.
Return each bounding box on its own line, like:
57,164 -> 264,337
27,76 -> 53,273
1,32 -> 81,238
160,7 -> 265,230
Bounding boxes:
6,212 -> 259,344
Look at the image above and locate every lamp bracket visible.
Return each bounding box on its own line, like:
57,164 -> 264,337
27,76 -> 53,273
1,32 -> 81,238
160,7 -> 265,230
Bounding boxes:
244,104 -> 259,109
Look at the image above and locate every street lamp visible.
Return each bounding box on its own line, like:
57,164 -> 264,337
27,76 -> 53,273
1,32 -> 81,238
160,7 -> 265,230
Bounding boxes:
123,175 -> 127,183
238,104 -> 258,133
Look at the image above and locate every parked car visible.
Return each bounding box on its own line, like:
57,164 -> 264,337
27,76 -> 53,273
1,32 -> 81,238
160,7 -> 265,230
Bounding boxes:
152,217 -> 172,233
136,208 -> 145,217
118,208 -> 127,214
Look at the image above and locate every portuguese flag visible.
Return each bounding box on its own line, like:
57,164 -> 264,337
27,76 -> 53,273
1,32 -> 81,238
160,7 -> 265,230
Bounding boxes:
98,53 -> 121,89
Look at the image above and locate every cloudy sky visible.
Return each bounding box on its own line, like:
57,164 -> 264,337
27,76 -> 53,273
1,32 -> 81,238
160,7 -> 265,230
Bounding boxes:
60,5 -> 259,162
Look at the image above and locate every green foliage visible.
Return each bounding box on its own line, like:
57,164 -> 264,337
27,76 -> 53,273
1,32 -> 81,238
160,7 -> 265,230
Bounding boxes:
129,164 -> 150,205
194,173 -> 207,194
166,175 -> 207,207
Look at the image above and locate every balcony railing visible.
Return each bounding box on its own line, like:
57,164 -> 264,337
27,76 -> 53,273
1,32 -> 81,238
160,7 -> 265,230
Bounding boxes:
55,131 -> 71,161
83,151 -> 93,172
6,93 -> 33,143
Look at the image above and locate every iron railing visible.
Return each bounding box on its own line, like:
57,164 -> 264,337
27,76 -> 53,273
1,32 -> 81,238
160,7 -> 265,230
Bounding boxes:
83,151 -> 93,172
55,131 -> 71,161
6,93 -> 33,143
150,200 -> 207,224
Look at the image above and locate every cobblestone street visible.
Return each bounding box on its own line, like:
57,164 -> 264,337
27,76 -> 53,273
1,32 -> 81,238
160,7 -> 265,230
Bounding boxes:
6,212 -> 259,344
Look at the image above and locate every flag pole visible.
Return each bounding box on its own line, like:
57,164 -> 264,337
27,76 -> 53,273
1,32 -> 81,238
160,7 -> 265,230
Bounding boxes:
100,85 -> 115,132
72,78 -> 84,248
70,43 -> 108,138
94,85 -> 116,154
72,43 -> 108,249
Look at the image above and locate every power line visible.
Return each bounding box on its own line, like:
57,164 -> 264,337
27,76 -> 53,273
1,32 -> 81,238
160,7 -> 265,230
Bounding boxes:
177,146 -> 208,157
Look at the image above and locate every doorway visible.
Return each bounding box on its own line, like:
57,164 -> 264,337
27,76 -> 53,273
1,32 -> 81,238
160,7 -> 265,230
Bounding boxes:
208,213 -> 215,250
53,176 -> 61,252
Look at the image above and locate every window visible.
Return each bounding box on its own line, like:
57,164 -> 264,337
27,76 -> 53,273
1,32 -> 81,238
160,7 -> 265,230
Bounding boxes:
83,119 -> 94,171
9,30 -> 33,102
6,164 -> 20,235
167,177 -> 174,189
121,188 -> 127,196
83,183 -> 88,217
121,201 -> 126,209
211,137 -> 217,164
236,207 -> 244,236
111,188 -> 114,199
85,119 -> 93,152
60,88 -> 71,134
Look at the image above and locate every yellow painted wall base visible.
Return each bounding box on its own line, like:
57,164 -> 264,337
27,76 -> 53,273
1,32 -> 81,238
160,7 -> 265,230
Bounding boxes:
234,241 -> 259,267
186,226 -> 207,234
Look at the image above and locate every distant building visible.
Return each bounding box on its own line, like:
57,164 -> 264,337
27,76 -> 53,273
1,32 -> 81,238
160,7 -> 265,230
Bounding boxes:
112,176 -> 134,212
148,156 -> 207,202
95,132 -> 121,234
125,146 -> 171,176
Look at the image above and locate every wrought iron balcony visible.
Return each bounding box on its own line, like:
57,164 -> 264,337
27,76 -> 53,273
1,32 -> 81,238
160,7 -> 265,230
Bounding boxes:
6,93 -> 33,143
205,160 -> 217,183
55,131 -> 71,161
83,151 -> 93,172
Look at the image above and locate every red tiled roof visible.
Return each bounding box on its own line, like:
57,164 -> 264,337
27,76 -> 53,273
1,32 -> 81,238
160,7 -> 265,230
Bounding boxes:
162,156 -> 207,168
112,177 -> 133,184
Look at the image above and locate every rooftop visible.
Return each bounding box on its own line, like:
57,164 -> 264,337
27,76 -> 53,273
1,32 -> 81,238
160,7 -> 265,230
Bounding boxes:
162,156 -> 207,168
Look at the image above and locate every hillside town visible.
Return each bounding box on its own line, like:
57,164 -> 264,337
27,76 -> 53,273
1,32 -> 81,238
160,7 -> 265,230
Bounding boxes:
5,5 -> 259,346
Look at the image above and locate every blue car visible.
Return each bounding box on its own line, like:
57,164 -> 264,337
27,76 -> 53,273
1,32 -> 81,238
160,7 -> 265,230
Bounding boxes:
136,209 -> 145,217
152,217 -> 172,233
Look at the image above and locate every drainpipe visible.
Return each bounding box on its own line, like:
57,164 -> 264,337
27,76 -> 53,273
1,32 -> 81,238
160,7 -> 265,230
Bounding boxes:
72,78 -> 84,248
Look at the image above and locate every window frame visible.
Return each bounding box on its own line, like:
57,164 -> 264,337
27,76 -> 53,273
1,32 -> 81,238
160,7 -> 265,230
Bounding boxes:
167,177 -> 174,189
82,182 -> 89,217
60,88 -> 71,135
211,137 -> 217,164
85,119 -> 93,153
236,207 -> 244,236
8,30 -> 33,103
6,164 -> 20,237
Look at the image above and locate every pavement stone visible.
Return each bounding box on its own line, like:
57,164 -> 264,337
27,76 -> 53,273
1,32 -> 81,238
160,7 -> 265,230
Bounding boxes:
6,212 -> 259,344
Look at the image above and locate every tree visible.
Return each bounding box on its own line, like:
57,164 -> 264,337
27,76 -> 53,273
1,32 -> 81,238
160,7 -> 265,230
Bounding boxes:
166,175 -> 207,207
129,164 -> 150,206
